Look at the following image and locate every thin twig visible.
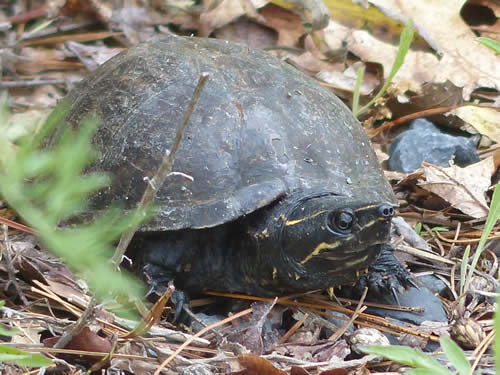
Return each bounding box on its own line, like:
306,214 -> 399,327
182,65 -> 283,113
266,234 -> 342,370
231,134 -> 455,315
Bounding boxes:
0,216 -> 37,234
471,328 -> 495,374
1,225 -> 28,304
17,21 -> 98,42
205,291 -> 439,341
368,105 -> 462,137
153,308 -> 252,374
262,353 -> 379,370
112,72 -> 210,266
7,6 -> 48,24
0,79 -> 67,88
122,283 -> 175,339
328,287 -> 368,342
64,42 -> 96,71
423,223 -> 446,256
54,296 -> 97,349
279,312 -> 309,344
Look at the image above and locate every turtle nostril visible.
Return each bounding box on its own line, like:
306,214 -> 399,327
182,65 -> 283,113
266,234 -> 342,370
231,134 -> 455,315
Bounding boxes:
379,204 -> 394,218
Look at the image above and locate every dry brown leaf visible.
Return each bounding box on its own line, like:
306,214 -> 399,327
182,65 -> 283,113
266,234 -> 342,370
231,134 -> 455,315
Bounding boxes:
319,368 -> 349,375
112,7 -> 155,44
199,0 -> 263,37
43,326 -> 112,366
123,286 -> 173,338
290,366 -> 311,375
20,31 -> 123,46
44,279 -> 91,308
324,0 -> 409,41
452,106 -> 500,144
272,0 -> 330,30
63,41 -> 123,70
11,85 -> 63,109
14,47 -> 68,74
419,158 -> 494,218
323,1 -> 499,99
260,3 -> 305,46
317,66 -> 376,95
400,81 -> 463,115
286,50 -> 339,73
238,354 -> 287,375
369,0 -> 500,98
324,20 -> 423,93
214,17 -> 277,48
60,0 -> 103,19
4,108 -> 52,142
228,301 -> 276,353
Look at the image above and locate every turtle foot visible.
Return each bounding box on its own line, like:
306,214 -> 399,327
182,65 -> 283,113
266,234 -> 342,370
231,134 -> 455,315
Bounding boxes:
352,244 -> 416,302
142,264 -> 189,322
171,289 -> 190,323
142,263 -> 172,297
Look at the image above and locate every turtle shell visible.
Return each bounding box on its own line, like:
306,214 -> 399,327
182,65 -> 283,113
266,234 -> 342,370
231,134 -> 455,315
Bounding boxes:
60,36 -> 396,231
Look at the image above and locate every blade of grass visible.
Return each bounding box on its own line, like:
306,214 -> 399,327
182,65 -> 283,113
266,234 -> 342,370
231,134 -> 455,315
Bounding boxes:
478,37 -> 500,54
363,345 -> 451,375
352,65 -> 365,116
459,245 -> 470,296
496,291 -> 500,374
439,336 -> 471,375
356,18 -> 414,117
462,183 -> 500,305
0,346 -> 52,367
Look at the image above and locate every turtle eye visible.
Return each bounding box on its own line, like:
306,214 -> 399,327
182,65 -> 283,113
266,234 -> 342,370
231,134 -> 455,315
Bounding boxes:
328,209 -> 355,234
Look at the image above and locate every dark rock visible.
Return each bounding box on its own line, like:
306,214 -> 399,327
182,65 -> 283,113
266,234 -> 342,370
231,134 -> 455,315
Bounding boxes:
417,274 -> 449,296
322,311 -> 354,338
388,118 -> 479,173
366,287 -> 447,324
191,313 -> 225,333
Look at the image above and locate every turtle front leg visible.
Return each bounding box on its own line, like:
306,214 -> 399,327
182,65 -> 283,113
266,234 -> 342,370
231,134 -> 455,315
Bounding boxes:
352,244 -> 416,300
141,263 -> 175,297
141,263 -> 187,321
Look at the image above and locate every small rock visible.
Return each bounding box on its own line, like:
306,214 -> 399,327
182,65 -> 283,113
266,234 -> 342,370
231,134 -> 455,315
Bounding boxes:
191,313 -> 224,333
366,287 -> 447,324
417,274 -> 449,296
348,327 -> 389,355
182,364 -> 219,375
322,310 -> 355,338
388,118 -> 479,173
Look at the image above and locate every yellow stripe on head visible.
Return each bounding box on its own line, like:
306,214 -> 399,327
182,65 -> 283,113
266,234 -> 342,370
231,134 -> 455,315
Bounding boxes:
300,239 -> 344,264
285,209 -> 327,226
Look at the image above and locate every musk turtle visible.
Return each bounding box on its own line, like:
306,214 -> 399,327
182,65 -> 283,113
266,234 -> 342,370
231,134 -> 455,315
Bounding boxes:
58,36 -> 409,297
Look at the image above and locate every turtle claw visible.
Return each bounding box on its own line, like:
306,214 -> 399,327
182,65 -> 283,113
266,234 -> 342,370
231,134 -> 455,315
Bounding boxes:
408,278 -> 420,290
142,264 -> 170,296
171,290 -> 188,323
347,244 -> 415,302
141,264 -> 189,322
391,287 -> 400,306
145,284 -> 159,299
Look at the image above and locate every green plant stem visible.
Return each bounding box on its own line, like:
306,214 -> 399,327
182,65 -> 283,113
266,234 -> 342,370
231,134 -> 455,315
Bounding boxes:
355,18 -> 414,117
461,184 -> 500,309
111,73 -> 210,266
352,65 -> 365,116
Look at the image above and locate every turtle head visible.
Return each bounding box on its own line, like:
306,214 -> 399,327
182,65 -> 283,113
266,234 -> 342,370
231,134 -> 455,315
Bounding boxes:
270,191 -> 395,290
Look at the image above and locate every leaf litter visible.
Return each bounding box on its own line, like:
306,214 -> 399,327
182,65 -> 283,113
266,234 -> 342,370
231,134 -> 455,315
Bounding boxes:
0,0 -> 499,374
